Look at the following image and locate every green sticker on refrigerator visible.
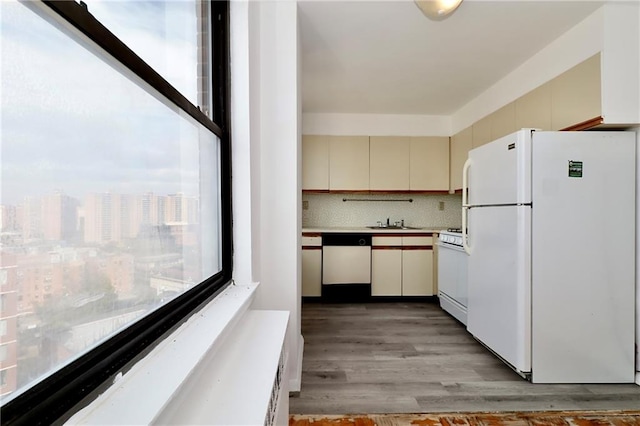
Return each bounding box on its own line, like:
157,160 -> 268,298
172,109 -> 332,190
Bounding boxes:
568,160 -> 583,178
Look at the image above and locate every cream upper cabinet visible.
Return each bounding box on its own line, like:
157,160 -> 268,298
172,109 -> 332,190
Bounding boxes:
450,126 -> 472,191
409,137 -> 449,191
302,135 -> 329,190
490,102 -> 517,141
551,53 -> 601,130
329,136 -> 370,191
369,137 -> 410,191
472,115 -> 492,148
516,82 -> 552,131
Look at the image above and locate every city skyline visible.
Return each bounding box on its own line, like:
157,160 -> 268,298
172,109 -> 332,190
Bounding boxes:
1,190 -> 201,244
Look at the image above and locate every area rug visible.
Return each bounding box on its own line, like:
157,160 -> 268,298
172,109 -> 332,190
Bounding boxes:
289,410 -> 640,426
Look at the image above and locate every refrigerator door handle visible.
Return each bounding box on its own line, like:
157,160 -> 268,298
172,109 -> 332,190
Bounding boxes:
462,158 -> 472,255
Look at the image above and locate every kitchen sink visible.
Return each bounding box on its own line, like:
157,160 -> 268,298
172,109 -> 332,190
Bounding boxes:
366,225 -> 422,230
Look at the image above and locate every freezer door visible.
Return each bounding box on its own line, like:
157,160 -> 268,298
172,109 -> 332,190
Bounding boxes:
467,205 -> 531,374
531,131 -> 635,383
467,129 -> 532,206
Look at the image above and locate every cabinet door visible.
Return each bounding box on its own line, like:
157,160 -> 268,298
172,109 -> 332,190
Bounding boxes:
372,249 -> 402,296
302,135 -> 329,190
409,137 -> 449,191
329,136 -> 370,191
369,137 -> 410,191
515,82 -> 552,131
402,249 -> 434,296
551,54 -> 601,130
472,115 -> 492,148
302,248 -> 322,297
450,126 -> 472,191
490,102 -> 517,141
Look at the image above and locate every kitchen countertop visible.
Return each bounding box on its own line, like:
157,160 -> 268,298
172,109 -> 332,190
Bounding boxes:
302,226 -> 449,234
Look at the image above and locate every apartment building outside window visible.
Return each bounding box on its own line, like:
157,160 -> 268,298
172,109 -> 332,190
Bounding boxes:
0,0 -> 231,423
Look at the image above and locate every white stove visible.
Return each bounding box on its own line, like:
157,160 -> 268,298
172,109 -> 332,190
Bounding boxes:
439,229 -> 463,246
437,229 -> 468,325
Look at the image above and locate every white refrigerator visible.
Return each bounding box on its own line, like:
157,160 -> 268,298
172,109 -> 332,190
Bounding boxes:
462,129 -> 636,383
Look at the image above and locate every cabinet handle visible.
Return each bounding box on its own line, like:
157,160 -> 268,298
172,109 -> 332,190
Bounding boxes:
462,158 -> 472,255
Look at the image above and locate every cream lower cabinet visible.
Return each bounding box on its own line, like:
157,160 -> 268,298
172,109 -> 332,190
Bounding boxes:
302,234 -> 322,297
372,248 -> 402,296
302,248 -> 322,297
402,236 -> 434,296
372,236 -> 402,296
371,235 -> 434,297
402,249 -> 434,296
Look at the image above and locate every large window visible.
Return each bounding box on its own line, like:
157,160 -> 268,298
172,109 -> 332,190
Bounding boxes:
0,0 -> 231,423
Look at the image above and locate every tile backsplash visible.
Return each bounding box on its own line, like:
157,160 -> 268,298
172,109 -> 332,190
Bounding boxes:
302,193 -> 462,228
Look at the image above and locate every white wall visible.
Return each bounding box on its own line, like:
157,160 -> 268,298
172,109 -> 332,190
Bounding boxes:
249,0 -> 303,393
634,125 -> 640,378
303,112 -> 451,136
602,3 -> 640,125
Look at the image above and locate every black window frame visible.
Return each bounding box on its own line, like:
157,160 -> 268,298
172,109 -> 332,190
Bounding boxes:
0,1 -> 232,424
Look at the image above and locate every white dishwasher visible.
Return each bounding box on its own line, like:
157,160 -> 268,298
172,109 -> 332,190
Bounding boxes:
322,233 -> 371,301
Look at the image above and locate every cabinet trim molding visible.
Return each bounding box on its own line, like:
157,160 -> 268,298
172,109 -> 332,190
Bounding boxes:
372,246 -> 403,250
302,232 -> 322,237
368,190 -> 450,195
560,116 -> 603,131
371,233 -> 433,237
301,246 -> 322,250
302,190 -> 330,194
303,190 -> 450,195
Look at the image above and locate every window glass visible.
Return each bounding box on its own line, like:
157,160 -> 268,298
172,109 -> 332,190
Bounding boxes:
85,0 -> 206,108
0,320 -> 6,337
0,345 -> 7,363
0,1 -> 221,398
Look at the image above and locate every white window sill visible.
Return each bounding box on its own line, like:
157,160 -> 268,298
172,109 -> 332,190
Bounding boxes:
66,283 -> 260,425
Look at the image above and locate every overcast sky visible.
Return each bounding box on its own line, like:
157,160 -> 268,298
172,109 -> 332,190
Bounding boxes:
0,0 -> 210,205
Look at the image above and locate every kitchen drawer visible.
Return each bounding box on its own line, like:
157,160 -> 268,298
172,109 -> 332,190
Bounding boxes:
402,236 -> 432,246
372,236 -> 403,247
301,236 -> 322,246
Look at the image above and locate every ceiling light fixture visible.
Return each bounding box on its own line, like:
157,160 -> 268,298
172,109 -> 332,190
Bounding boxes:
414,0 -> 463,21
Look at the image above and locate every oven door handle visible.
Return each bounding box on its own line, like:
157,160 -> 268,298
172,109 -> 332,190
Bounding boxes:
437,242 -> 466,252
462,158 -> 472,255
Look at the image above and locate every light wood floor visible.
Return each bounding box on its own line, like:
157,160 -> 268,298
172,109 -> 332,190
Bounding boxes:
289,302 -> 640,414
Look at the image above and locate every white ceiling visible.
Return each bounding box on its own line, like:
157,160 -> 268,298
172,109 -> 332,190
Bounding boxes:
299,0 -> 604,115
